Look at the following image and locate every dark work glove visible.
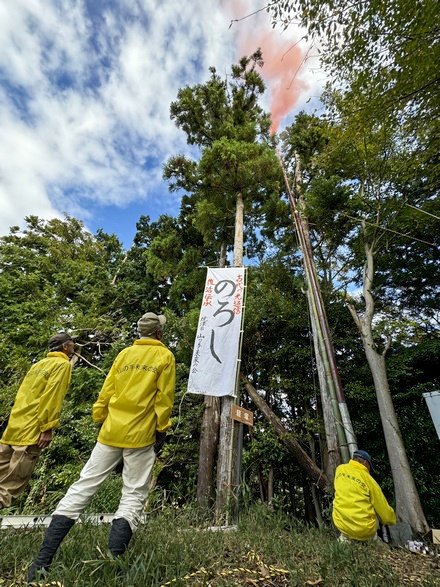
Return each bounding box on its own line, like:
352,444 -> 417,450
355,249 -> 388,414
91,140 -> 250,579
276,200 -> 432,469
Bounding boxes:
154,431 -> 167,455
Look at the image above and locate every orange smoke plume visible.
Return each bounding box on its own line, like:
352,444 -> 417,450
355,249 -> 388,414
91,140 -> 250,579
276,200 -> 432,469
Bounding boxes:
226,0 -> 308,133
241,32 -> 308,133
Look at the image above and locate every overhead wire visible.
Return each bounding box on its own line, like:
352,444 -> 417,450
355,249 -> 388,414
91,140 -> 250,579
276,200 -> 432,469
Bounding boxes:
340,212 -> 437,247
404,203 -> 440,221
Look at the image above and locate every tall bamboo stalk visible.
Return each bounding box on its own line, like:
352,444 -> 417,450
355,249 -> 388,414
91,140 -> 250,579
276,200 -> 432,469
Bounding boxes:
278,151 -> 357,462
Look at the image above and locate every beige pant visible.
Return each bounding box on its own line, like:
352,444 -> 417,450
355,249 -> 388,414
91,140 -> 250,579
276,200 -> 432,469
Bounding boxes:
0,443 -> 42,507
54,442 -> 156,532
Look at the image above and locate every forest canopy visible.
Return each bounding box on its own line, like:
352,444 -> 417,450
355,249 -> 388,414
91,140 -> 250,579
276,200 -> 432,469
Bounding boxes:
1,1 -> 439,530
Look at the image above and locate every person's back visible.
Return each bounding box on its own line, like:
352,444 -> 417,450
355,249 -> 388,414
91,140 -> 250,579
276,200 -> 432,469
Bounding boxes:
0,332 -> 74,509
28,312 -> 176,582
93,338 -> 175,448
332,450 -> 396,541
1,353 -> 72,446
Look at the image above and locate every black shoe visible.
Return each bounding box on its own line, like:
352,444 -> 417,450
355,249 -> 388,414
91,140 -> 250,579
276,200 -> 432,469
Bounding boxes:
108,518 -> 133,557
27,515 -> 75,582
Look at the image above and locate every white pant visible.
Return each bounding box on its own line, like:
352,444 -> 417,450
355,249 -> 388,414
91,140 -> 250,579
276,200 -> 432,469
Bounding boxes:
53,442 -> 155,532
338,532 -> 378,542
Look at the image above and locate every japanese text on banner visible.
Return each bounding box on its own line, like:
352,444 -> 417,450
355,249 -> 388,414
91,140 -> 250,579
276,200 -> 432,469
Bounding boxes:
188,267 -> 245,397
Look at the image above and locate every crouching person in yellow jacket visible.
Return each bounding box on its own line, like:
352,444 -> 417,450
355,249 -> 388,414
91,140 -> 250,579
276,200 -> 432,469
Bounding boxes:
0,333 -> 74,509
28,312 -> 176,582
332,449 -> 396,541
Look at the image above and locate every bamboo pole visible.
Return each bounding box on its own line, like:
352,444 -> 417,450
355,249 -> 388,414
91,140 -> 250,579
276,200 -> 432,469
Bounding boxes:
278,151 -> 357,462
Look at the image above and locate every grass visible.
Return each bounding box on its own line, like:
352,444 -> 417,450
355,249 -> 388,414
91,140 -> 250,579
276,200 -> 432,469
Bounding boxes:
1,505 -> 439,586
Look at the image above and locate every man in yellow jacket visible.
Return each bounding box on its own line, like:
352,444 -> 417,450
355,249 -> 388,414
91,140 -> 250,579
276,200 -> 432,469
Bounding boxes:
28,312 -> 176,582
332,449 -> 396,541
0,332 -> 74,509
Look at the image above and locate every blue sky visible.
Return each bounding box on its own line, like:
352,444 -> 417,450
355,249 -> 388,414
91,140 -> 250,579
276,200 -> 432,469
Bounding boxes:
0,0 -> 323,249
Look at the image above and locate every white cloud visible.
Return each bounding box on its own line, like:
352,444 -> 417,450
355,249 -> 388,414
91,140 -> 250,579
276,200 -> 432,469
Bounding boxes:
0,0 -> 323,239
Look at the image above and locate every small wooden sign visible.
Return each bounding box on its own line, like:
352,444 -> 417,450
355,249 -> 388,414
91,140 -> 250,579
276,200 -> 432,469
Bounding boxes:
231,404 -> 254,426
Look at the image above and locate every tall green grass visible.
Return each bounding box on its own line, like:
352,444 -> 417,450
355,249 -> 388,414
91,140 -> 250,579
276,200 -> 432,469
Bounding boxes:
1,506 -> 439,586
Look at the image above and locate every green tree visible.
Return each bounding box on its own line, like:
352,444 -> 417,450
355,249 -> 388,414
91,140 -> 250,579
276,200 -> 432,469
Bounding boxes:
283,102 -> 437,532
282,113 -> 358,459
0,215 -> 124,374
164,50 -> 282,510
269,1 -> 439,130
0,215 -> 130,509
164,49 -> 282,257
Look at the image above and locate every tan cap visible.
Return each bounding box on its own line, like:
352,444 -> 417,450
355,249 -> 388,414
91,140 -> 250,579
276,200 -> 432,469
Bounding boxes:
137,312 -> 166,337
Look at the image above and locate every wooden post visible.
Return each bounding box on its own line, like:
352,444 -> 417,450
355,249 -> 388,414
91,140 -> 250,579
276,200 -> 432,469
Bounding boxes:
215,192 -> 244,523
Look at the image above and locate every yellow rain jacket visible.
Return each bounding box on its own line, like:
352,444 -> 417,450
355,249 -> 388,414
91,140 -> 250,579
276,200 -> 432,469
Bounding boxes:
332,459 -> 396,540
92,339 -> 175,449
0,352 -> 72,446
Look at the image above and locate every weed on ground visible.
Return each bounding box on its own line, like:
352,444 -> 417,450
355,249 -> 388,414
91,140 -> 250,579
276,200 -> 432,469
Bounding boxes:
0,506 -> 439,586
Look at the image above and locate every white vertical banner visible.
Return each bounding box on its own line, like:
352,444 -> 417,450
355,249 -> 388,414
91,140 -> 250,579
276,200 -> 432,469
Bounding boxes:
188,267 -> 245,396
423,391 -> 440,441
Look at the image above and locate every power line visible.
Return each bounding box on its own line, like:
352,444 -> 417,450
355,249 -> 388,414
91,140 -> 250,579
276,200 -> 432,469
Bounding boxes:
341,213 -> 437,247
405,203 -> 440,221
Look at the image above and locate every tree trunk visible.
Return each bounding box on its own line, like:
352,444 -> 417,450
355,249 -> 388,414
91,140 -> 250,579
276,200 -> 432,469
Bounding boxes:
303,483 -> 316,524
219,237 -> 227,268
348,238 -> 429,534
216,394 -> 235,521
233,192 -> 244,267
196,395 -> 221,507
268,466 -> 274,508
311,482 -> 324,527
241,374 -> 331,492
258,469 -> 266,502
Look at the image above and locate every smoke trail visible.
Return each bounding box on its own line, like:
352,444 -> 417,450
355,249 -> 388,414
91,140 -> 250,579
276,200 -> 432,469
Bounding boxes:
226,1 -> 309,132
241,31 -> 308,133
